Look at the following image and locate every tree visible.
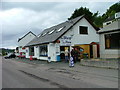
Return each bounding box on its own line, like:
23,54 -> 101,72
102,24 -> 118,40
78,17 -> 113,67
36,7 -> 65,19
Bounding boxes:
68,2 -> 120,28
68,7 -> 95,22
2,49 -> 6,56
107,2 -> 120,16
102,2 -> 120,20
68,7 -> 100,27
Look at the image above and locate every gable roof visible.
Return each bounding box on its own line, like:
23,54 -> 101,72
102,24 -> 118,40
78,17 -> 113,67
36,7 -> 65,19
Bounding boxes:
26,15 -> 98,46
98,19 -> 120,34
18,31 -> 36,42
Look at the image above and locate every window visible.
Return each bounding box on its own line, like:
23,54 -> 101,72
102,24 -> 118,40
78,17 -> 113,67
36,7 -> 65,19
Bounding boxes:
57,26 -> 64,32
38,34 -> 42,37
105,34 -> 111,49
48,29 -> 55,34
42,32 -> 47,37
39,45 -> 48,57
29,46 -> 34,56
106,22 -> 111,25
79,26 -> 88,34
105,33 -> 120,49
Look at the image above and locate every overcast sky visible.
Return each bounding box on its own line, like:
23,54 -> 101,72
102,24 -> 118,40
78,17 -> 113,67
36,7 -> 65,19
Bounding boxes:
0,1 -> 118,49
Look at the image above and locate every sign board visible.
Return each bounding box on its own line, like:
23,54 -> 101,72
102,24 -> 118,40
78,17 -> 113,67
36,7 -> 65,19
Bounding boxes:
59,36 -> 72,46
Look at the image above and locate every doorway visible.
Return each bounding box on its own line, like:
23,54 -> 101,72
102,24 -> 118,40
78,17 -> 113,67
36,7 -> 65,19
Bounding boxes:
90,45 -> 93,58
90,44 -> 99,58
60,46 -> 70,61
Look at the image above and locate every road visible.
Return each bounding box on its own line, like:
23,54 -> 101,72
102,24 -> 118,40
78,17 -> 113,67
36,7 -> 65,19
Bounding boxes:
2,57 -> 118,88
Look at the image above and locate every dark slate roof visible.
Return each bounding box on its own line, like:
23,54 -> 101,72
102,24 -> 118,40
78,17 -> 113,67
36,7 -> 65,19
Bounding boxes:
98,19 -> 120,34
104,15 -> 115,22
26,15 -> 98,46
18,31 -> 36,42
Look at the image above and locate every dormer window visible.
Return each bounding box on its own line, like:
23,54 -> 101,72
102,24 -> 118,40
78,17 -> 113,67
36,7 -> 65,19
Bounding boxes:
79,26 -> 88,34
42,32 -> 47,36
48,29 -> 55,34
57,26 -> 64,32
38,34 -> 42,37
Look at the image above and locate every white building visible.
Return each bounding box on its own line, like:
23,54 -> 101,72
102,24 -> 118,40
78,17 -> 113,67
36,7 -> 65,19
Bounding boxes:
25,15 -> 99,61
17,31 -> 36,56
103,12 -> 120,27
98,17 -> 120,59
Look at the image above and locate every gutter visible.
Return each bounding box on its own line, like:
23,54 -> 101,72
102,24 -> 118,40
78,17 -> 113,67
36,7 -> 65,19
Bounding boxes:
97,29 -> 120,34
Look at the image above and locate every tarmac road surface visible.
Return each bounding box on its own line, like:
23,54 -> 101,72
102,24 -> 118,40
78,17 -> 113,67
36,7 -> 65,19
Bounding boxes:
2,57 -> 118,89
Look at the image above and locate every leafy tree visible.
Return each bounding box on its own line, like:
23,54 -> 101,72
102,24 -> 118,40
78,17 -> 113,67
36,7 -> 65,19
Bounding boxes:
2,50 -> 6,56
106,2 -> 120,16
68,2 -> 120,28
68,7 -> 95,22
102,2 -> 120,20
68,7 -> 100,27
93,16 -> 103,27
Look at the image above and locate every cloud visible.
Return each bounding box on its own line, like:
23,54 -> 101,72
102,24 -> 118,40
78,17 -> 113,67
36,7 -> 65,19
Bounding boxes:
0,7 -> 67,49
2,2 -> 61,11
0,2 -> 117,49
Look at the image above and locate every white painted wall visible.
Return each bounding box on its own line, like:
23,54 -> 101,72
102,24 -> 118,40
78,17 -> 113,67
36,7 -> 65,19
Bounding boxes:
32,46 -> 37,58
58,17 -> 99,60
25,46 -> 36,58
26,17 -> 99,61
48,43 -> 56,61
18,33 -> 36,47
38,57 -> 48,61
18,32 -> 36,54
115,12 -> 120,19
30,43 -> 60,62
103,21 -> 112,27
18,47 -> 26,53
71,18 -> 99,45
59,18 -> 99,46
59,29 -> 73,46
25,47 -> 29,58
99,33 -> 120,58
35,46 -> 39,59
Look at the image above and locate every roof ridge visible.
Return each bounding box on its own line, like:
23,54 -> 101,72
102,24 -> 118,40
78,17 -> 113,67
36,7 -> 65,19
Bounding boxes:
37,15 -> 84,36
25,15 -> 86,46
18,31 -> 36,42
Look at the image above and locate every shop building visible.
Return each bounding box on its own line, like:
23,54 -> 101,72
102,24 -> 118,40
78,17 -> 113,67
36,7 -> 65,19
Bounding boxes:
98,17 -> 120,59
25,15 -> 99,61
17,31 -> 36,57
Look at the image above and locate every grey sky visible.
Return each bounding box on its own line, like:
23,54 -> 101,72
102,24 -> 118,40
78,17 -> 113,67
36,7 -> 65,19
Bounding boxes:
0,2 -> 117,49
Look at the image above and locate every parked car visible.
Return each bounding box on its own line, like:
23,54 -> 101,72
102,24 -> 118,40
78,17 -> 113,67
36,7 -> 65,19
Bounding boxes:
4,53 -> 16,59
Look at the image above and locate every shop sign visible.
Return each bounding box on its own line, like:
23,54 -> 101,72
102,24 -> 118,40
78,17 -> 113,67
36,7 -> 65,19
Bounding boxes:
60,36 -> 72,45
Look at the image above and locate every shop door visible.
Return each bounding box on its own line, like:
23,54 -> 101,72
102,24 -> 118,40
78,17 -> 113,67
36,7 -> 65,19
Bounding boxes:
90,45 -> 93,58
93,45 -> 97,58
60,46 -> 70,61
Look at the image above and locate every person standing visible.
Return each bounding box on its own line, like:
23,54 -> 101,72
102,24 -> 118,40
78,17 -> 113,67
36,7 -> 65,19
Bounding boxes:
71,48 -> 75,63
74,48 -> 79,63
65,49 -> 69,62
71,49 -> 74,57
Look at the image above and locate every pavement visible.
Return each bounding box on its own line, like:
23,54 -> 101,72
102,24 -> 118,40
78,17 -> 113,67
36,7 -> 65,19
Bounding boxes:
2,56 -> 119,88
13,57 -> 119,70
80,59 -> 119,69
12,58 -> 119,79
